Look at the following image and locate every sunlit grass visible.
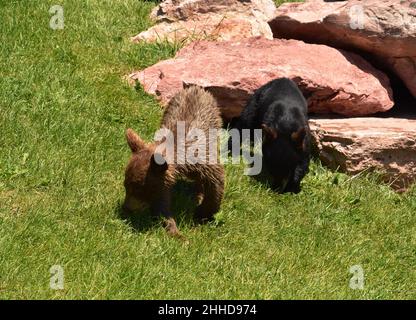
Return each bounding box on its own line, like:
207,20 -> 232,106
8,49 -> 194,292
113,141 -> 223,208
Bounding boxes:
0,0 -> 415,299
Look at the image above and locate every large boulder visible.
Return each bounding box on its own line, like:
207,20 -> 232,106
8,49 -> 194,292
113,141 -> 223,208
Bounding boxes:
129,37 -> 394,119
269,0 -> 416,98
310,117 -> 416,191
131,0 -> 277,43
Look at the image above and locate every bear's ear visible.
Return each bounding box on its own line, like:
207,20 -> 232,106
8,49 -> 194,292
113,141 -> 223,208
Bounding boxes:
126,128 -> 145,153
291,127 -> 306,149
261,124 -> 278,141
151,153 -> 168,173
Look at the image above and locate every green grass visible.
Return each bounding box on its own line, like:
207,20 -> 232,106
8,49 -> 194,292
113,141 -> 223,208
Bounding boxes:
0,0 -> 415,300
274,0 -> 303,6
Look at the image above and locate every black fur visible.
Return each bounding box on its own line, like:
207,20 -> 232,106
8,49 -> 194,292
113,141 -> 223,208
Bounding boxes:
230,78 -> 311,193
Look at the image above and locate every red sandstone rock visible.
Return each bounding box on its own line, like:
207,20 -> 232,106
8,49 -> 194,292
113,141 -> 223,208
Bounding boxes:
269,0 -> 416,98
128,37 -> 394,119
310,117 -> 416,191
131,0 -> 277,43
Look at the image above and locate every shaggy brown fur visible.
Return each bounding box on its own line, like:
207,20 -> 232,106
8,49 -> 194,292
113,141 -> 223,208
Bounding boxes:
123,86 -> 224,237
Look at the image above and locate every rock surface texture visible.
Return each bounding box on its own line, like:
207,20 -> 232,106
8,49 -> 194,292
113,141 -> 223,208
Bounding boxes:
129,37 -> 394,119
131,0 -> 277,43
268,0 -> 416,98
310,117 -> 416,191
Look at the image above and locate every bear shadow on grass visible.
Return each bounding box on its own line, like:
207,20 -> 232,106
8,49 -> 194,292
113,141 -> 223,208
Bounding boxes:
251,166 -> 275,190
242,149 -> 316,193
114,180 -> 199,233
230,145 -> 278,192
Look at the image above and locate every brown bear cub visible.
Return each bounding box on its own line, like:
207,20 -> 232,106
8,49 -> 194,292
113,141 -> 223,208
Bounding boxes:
123,86 -> 224,237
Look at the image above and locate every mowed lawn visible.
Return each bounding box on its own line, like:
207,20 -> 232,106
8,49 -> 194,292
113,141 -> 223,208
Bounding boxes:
0,0 -> 415,300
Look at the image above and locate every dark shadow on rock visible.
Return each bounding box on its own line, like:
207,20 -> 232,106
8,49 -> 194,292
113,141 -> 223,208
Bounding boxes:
308,72 -> 416,121
375,74 -> 416,120
339,50 -> 416,120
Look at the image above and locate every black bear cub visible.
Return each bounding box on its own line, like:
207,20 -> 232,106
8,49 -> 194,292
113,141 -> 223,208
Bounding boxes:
231,78 -> 311,193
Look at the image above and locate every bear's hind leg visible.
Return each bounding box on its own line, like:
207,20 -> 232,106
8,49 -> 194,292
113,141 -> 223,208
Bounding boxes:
194,166 -> 224,224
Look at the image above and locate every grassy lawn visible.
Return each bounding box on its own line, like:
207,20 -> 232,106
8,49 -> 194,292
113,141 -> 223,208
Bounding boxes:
275,0 -> 303,6
0,0 -> 415,300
